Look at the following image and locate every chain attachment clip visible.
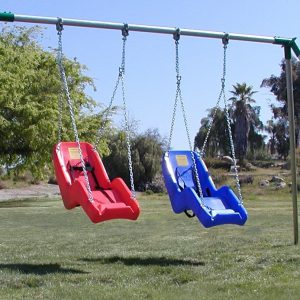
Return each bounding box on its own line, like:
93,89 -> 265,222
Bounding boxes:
173,28 -> 180,43
222,33 -> 229,47
56,17 -> 63,34
122,23 -> 129,38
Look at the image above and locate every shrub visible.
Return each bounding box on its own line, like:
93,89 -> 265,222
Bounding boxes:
144,174 -> 166,194
48,176 -> 58,185
239,175 -> 254,186
210,173 -> 227,185
203,157 -> 231,170
0,181 -> 6,189
251,160 -> 274,168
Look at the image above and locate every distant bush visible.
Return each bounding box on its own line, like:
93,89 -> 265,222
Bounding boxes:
210,173 -> 227,185
48,176 -> 58,185
203,157 -> 231,170
145,190 -> 154,195
251,161 -> 274,168
247,149 -> 272,161
0,181 -> 6,189
142,174 -> 166,194
239,175 -> 254,186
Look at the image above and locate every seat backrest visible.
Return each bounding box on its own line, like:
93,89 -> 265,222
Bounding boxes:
67,159 -> 99,190
175,166 -> 195,190
163,150 -> 215,197
54,142 -> 111,190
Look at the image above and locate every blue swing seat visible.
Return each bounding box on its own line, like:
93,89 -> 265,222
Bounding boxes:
161,150 -> 248,228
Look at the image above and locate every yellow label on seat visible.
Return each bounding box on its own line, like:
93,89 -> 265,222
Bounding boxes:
68,147 -> 80,159
175,155 -> 188,166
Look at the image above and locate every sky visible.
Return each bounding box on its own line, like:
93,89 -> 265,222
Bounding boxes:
1,0 -> 300,149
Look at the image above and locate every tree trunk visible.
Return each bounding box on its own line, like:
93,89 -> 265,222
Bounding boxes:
234,116 -> 249,162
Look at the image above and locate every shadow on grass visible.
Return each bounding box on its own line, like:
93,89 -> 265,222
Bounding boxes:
81,256 -> 205,267
0,263 -> 88,275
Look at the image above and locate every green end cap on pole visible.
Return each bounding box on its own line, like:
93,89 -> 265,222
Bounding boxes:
0,12 -> 15,22
291,40 -> 300,59
274,37 -> 300,60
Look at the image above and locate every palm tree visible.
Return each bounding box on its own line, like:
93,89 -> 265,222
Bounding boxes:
229,83 -> 257,163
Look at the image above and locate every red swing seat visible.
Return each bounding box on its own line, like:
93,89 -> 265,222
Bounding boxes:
52,142 -> 140,223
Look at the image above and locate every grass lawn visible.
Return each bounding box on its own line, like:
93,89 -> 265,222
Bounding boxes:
0,188 -> 299,299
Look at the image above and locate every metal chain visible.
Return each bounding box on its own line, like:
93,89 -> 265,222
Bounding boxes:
56,19 -> 64,143
200,41 -> 228,158
94,68 -> 121,149
203,34 -> 243,203
167,75 -> 179,150
223,93 -> 243,203
94,26 -> 129,149
221,37 -> 243,203
56,22 -> 93,203
57,90 -> 64,143
119,30 -> 136,199
167,29 -> 181,150
94,25 -> 136,198
168,32 -> 205,202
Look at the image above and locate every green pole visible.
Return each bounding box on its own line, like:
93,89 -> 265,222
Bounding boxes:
0,12 -> 14,22
291,40 -> 300,59
285,46 -> 299,245
275,37 -> 300,59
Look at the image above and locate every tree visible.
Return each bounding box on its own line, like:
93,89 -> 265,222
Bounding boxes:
229,83 -> 258,163
265,118 -> 289,159
274,119 -> 290,159
247,106 -> 266,158
265,119 -> 276,155
261,59 -> 300,147
0,26 -> 108,179
194,107 -> 231,157
103,128 -> 167,190
133,129 -> 167,188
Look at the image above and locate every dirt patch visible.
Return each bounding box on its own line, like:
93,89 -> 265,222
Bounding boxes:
0,184 -> 60,202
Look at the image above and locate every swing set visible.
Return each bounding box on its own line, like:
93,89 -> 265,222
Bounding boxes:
0,12 -> 298,243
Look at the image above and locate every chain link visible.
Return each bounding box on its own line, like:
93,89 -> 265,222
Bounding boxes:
120,34 -> 136,199
94,30 -> 135,198
56,25 -> 93,203
200,36 -> 243,203
56,18 -> 64,143
94,69 -> 121,149
200,42 -> 227,157
223,92 -> 243,203
221,38 -> 243,203
120,69 -> 136,198
168,36 -> 205,202
57,90 -> 64,143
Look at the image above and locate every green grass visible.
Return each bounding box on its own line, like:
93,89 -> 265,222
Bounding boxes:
0,190 -> 299,300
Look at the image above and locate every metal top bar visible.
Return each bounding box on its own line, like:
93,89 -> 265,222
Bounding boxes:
13,14 -> 277,43
1,12 -> 299,54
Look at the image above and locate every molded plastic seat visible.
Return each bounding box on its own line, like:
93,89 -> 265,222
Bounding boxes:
161,150 -> 247,228
52,142 -> 140,223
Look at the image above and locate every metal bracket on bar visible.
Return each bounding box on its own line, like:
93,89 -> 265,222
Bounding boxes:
56,17 -> 64,33
173,28 -> 180,42
122,23 -> 129,37
222,33 -> 229,46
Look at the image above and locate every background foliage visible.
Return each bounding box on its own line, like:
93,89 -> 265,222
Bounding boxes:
0,26 -> 106,179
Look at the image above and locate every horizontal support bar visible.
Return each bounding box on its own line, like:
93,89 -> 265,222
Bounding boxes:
12,14 -> 278,44
0,12 -> 299,57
